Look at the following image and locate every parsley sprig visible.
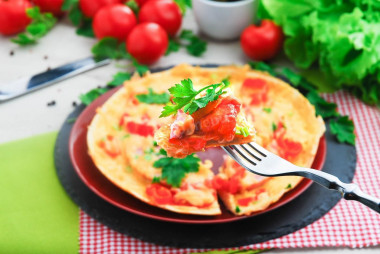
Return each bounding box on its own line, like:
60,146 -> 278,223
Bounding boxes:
62,0 -> 94,38
166,30 -> 207,57
12,7 -> 57,45
249,61 -> 356,145
91,37 -> 149,76
136,88 -> 170,104
79,71 -> 131,105
153,152 -> 200,187
160,78 -> 230,117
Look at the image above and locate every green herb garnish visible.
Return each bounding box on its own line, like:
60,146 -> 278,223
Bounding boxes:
136,88 -> 170,104
179,29 -> 207,57
235,206 -> 241,213
271,122 -> 277,132
153,153 -> 200,187
79,87 -> 108,105
152,176 -> 161,183
263,107 -> 272,113
329,116 -> 356,145
285,184 -> 292,189
91,38 -> 148,76
108,72 -> 131,87
12,7 -> 57,45
235,126 -> 250,137
160,78 -> 229,117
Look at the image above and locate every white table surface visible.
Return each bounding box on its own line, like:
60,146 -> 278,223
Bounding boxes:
0,11 -> 378,254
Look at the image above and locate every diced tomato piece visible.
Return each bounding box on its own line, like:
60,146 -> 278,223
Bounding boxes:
211,176 -> 228,190
118,113 -> 130,127
228,177 -> 241,194
272,121 -> 302,160
237,197 -> 254,206
231,162 -> 246,178
242,78 -> 268,105
98,135 -> 120,158
169,136 -> 207,151
277,138 -> 302,160
211,175 -> 241,194
146,184 -> 173,205
126,121 -> 155,137
242,78 -> 267,90
199,103 -> 238,142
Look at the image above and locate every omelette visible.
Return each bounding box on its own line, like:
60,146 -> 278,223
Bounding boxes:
87,64 -> 325,216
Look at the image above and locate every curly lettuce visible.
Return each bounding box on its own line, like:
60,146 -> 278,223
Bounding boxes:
258,0 -> 380,104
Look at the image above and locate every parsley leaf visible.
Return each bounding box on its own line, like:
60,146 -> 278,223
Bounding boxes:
179,29 -> 207,57
79,87 -> 108,105
153,154 -> 200,187
263,107 -> 272,113
329,116 -> 355,145
92,38 -> 149,76
108,72 -> 131,87
76,18 -> 94,38
165,39 -> 181,55
249,61 -> 277,76
160,78 -> 229,117
12,7 -> 57,45
173,0 -> 191,15
235,206 -> 241,213
125,0 -> 139,15
136,88 -> 170,104
306,91 -> 339,118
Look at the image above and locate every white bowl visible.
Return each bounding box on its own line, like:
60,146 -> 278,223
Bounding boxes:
192,0 -> 256,41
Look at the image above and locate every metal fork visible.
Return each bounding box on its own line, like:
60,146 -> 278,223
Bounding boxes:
222,143 -> 380,213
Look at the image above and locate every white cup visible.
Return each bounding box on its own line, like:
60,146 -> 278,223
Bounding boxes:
192,0 -> 256,41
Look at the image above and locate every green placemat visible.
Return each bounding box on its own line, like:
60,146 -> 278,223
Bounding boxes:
0,132 -> 79,254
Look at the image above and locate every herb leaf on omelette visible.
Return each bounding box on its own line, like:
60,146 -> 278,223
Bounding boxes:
136,88 -> 170,104
153,153 -> 200,187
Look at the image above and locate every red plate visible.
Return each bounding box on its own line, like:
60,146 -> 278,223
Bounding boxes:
69,87 -> 326,224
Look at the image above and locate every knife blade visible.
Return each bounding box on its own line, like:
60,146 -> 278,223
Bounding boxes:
0,57 -> 111,102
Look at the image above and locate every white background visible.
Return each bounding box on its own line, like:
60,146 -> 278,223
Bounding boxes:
0,11 -> 378,254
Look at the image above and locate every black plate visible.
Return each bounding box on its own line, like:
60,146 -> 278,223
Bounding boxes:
54,65 -> 356,248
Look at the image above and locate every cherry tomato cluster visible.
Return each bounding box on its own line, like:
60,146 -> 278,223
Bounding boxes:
0,0 -> 182,65
90,0 -> 182,64
240,20 -> 284,61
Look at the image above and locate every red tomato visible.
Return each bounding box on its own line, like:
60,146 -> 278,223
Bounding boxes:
199,98 -> 241,142
79,0 -> 120,18
146,184 -> 173,205
169,136 -> 207,151
93,4 -> 136,41
135,0 -> 148,6
242,78 -> 268,105
240,20 -> 283,61
237,197 -> 254,206
138,0 -> 182,37
98,135 -> 120,158
0,0 -> 32,36
32,0 -> 64,16
126,22 -> 168,65
125,121 -> 154,137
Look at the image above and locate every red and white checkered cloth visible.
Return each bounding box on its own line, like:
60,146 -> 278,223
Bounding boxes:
80,91 -> 380,253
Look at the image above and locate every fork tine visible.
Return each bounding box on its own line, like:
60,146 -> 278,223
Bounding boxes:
230,145 -> 257,166
247,142 -> 267,157
240,144 -> 262,161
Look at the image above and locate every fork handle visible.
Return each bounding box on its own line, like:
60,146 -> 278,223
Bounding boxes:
298,168 -> 380,213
